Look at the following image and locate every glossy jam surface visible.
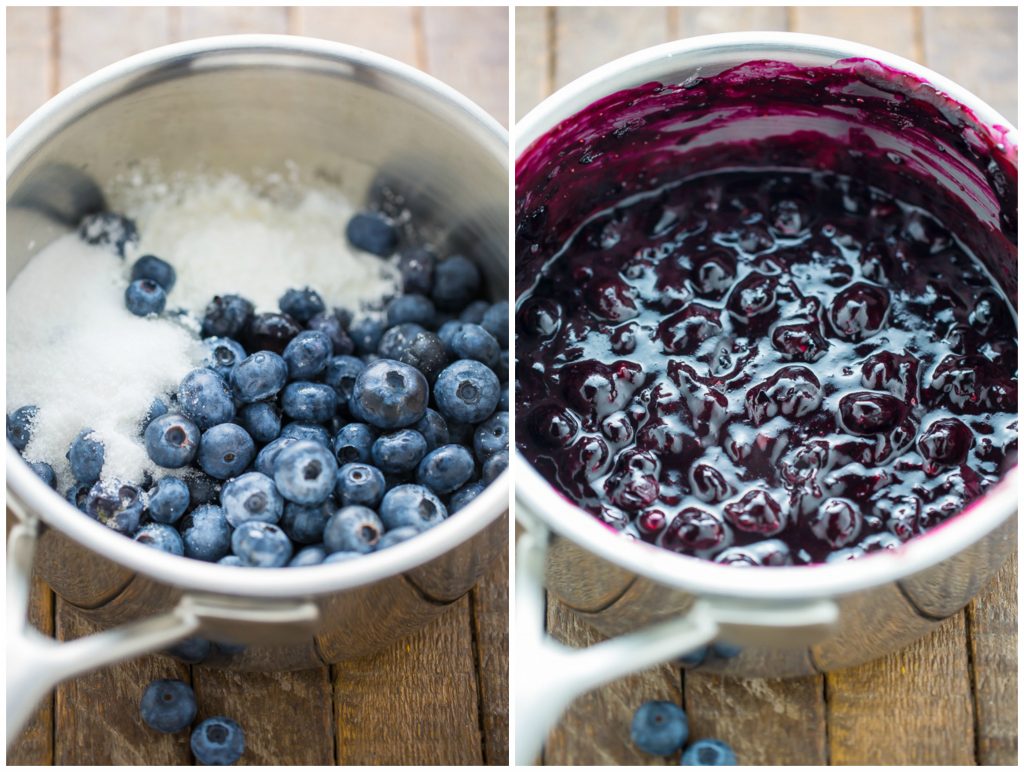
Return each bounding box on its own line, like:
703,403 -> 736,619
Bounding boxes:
516,168 -> 1018,565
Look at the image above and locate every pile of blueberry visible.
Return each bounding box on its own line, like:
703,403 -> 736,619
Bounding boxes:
631,700 -> 736,766
9,208 -> 509,568
140,678 -> 244,765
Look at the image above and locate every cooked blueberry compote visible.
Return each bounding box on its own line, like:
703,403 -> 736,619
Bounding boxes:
516,169 -> 1017,565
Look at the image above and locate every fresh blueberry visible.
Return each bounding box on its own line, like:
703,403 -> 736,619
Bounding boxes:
184,471 -> 222,507
473,411 -> 508,461
273,440 -> 338,504
279,287 -> 325,324
335,462 -> 386,508
125,279 -> 167,316
346,211 -> 398,256
450,324 -> 500,367
434,360 -> 500,424
65,481 -> 91,511
289,544 -> 328,567
145,413 -> 200,468
230,352 -> 288,403
7,405 -> 38,451
191,716 -> 245,766
416,444 -> 475,495
432,255 -> 482,311
481,301 -> 509,347
165,636 -> 212,664
676,646 -> 709,668
281,382 -> 337,423
197,424 -> 256,480
350,359 -> 429,429
28,461 -> 57,489
67,429 -> 105,484
348,316 -> 385,355
482,449 -> 508,484
308,310 -> 355,356
218,555 -> 247,566
280,500 -> 332,544
201,294 -> 254,339
231,521 -> 293,567
134,523 -> 185,555
681,739 -> 737,766
323,355 -> 366,408
446,419 -> 475,447
371,430 -> 428,474
376,526 -> 421,550
178,368 -> 235,430
237,401 -> 281,444
279,421 -> 331,447
498,384 -> 509,412
712,642 -> 742,659
449,481 -> 485,512
140,679 -> 196,733
377,322 -> 427,360
141,397 -> 170,433
386,294 -> 436,327
379,484 -> 446,531
397,332 -> 452,383
333,423 -> 375,465
437,319 -> 464,349
496,350 -> 510,382
146,477 -> 190,524
241,311 -> 303,355
85,478 -> 143,535
324,506 -> 384,554
78,211 -> 138,257
630,700 -> 688,756
202,337 -> 247,380
131,254 -> 176,292
415,409 -> 450,452
283,330 -> 332,380
181,505 -> 231,562
220,472 -> 284,527
459,300 -> 491,324
255,437 -> 298,477
323,550 -> 362,563
397,246 -> 435,295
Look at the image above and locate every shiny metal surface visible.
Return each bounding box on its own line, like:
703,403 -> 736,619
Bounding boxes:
7,35 -> 509,667
514,32 -> 1017,677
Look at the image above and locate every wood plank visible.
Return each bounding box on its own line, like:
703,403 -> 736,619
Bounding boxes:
967,551 -> 1018,765
7,567 -> 56,764
53,598 -> 192,765
57,6 -> 171,89
174,5 -> 289,39
922,6 -> 1018,125
191,665 -> 335,766
292,7 -> 418,67
6,6 -> 53,134
790,6 -> 921,62
332,595 -> 484,765
544,597 -> 682,765
514,6 -> 550,120
826,613 -> 975,765
553,7 -> 671,90
675,6 -> 789,37
684,673 -> 827,765
472,516 -> 510,764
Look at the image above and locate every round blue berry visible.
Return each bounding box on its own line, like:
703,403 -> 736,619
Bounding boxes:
144,414 -> 200,469
220,472 -> 284,527
66,482 -> 91,511
434,360 -> 500,424
182,504 -> 231,562
348,316 -> 385,355
28,461 -> 57,489
308,311 -> 354,356
450,481 -> 485,512
191,716 -> 245,766
350,359 -> 428,429
324,550 -> 362,563
398,247 -> 435,295
498,384 -> 509,412
202,337 -> 246,380
67,429 -> 105,484
283,330 -> 332,380
273,440 -> 338,504
416,444 -> 475,495
459,299 -> 491,324
481,301 -> 509,347
280,500 -> 332,544
141,397 -> 170,433
146,477 -> 190,524
346,211 -> 398,256
376,526 -> 422,550
231,521 -> 293,568
201,294 -> 254,339
134,523 -> 185,555
7,405 -> 38,451
371,429 -> 428,474
482,449 -> 508,484
473,411 -> 508,461
450,323 -> 499,367
219,555 -> 247,566
379,484 -> 446,531
230,351 -> 288,403
178,368 -> 235,430
289,544 -> 328,567
84,478 -> 143,535
681,739 -> 736,766
335,462 -> 386,508
397,332 -> 452,383
676,646 -> 709,668
237,401 -> 281,444
281,382 -> 337,423
432,255 -> 482,311
377,322 -> 427,360
630,701 -> 688,756
197,423 -> 255,480
140,679 -> 196,733
131,254 -> 176,291
279,287 -> 325,324
323,355 -> 365,407
279,421 -> 331,447
255,437 -> 298,477
165,636 -> 212,664
386,294 -> 436,327
332,423 -> 375,465
324,506 -> 384,554
712,642 -> 742,660
416,409 -> 450,452
437,319 -> 464,348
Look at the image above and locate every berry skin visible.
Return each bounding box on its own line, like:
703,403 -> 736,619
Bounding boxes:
190,716 -> 245,766
460,300 -> 492,324
85,479 -> 144,535
324,506 -> 384,554
379,484 -> 447,531
333,423 -> 375,465
744,366 -> 822,426
809,497 -> 862,549
416,409 -> 450,452
723,489 -> 786,536
630,700 -> 688,756
29,461 -> 57,488
289,545 -> 328,567
371,430 -> 428,474
346,211 -> 398,256
7,404 -> 38,451
134,523 -> 185,555
146,477 -> 190,524
220,472 -> 284,527
348,316 -> 385,355
278,287 -> 325,324
323,550 -> 362,563
231,521 -> 293,567
416,444 -> 475,495
308,310 -> 354,356
131,254 -> 176,291
281,382 -> 338,423
838,391 -> 905,435
178,368 -> 236,430
432,255 -> 482,311
140,679 -> 196,733
378,322 -> 428,360
335,462 -> 387,508
473,411 -> 508,461
141,397 -> 169,432
350,359 -> 429,429
397,246 -> 436,295
918,417 -> 973,471
481,301 -> 509,348
236,401 -> 281,444
255,437 -> 298,477
397,332 -> 452,383
219,555 -> 247,566
273,440 -> 338,504
202,337 -> 247,380
280,501 -> 332,544
283,330 -> 332,380
481,449 -> 508,484
323,355 -> 366,408
201,294 -> 254,339
386,294 -> 437,327
450,323 -> 500,367
67,429 -> 105,484
681,738 -> 737,766
230,352 -> 288,403
434,360 -> 501,424
184,472 -> 222,507
376,526 -> 422,550
197,424 -> 256,480
182,505 -> 232,562
662,507 -> 729,553
125,279 -> 167,316
828,282 -> 890,340
243,312 -> 303,355
450,481 -> 485,512
145,414 -> 200,469
279,421 -> 332,447
165,636 -> 212,664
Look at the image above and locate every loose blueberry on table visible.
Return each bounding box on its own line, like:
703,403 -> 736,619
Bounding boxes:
516,169 -> 1017,565
10,205 -> 508,571
631,700 -> 737,765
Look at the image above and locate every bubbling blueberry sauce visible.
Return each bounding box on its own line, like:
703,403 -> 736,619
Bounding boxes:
515,58 -> 1017,566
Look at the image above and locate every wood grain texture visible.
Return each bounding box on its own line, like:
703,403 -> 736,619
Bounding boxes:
790,6 -> 922,62
514,6 -> 550,120
293,6 -> 419,67
7,568 -> 56,765
174,5 -> 288,39
6,6 -> 53,134
967,552 -> 1018,765
332,596 -> 484,765
57,6 -> 171,89
675,6 -> 789,37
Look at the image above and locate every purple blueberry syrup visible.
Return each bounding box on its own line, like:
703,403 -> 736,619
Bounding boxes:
515,59 -> 1018,566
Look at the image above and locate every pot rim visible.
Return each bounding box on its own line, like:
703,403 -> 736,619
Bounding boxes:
6,34 -> 509,599
513,31 -> 1018,600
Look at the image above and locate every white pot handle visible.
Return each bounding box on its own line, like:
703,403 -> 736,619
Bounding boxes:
515,520 -> 839,764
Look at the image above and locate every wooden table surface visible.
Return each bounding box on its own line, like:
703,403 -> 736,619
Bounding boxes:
7,6 -> 508,766
517,5 -> 1017,766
